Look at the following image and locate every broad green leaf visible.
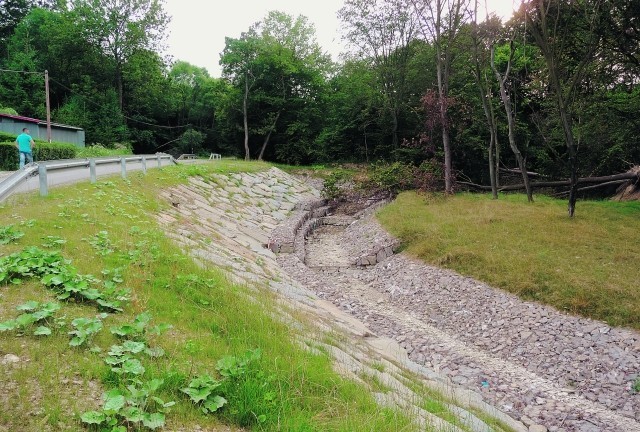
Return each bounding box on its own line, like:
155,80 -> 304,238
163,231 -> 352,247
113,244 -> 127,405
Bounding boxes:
0,320 -> 16,331
121,359 -> 145,375
80,410 -> 106,425
142,412 -> 165,429
181,386 -> 212,403
203,395 -> 227,413
121,406 -> 144,423
69,336 -> 85,347
144,378 -> 164,393
34,326 -> 51,336
16,301 -> 39,311
15,313 -> 37,327
122,340 -> 145,353
103,394 -> 126,413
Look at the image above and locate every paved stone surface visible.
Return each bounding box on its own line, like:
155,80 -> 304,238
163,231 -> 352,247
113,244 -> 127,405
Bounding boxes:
278,208 -> 640,432
156,167 -> 640,431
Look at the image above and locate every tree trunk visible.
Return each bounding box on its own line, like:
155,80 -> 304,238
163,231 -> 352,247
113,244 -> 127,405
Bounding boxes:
243,74 -> 250,161
436,50 -> 453,194
116,64 -> 124,112
491,44 -> 533,202
258,110 -> 281,161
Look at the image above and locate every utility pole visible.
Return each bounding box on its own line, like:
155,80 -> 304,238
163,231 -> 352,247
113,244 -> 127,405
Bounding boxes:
45,70 -> 51,143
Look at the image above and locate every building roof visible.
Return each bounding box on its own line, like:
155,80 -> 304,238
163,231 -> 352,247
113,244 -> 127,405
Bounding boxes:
0,113 -> 83,131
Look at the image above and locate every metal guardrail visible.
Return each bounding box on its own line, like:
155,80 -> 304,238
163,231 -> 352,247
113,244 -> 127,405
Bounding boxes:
0,153 -> 176,203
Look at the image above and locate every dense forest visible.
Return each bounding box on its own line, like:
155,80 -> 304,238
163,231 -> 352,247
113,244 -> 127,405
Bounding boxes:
0,0 -> 638,204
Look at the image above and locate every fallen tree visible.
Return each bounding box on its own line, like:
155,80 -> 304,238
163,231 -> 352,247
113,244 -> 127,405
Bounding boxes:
459,170 -> 639,193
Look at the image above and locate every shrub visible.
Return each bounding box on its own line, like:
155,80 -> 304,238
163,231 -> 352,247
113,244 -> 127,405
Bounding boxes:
77,144 -> 133,158
366,162 -> 416,195
0,141 -> 78,170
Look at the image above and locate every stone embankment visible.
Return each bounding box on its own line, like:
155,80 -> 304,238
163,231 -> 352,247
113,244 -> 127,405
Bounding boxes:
156,167 -> 527,432
157,166 -> 640,432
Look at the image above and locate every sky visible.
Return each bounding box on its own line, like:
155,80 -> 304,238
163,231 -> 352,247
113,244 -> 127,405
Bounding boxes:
164,0 -> 522,78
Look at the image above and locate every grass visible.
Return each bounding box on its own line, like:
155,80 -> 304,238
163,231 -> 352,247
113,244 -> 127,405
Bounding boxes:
0,161 -> 417,431
377,191 -> 640,329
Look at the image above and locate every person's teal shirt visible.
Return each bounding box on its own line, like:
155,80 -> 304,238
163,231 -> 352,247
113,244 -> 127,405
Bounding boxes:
16,133 -> 33,153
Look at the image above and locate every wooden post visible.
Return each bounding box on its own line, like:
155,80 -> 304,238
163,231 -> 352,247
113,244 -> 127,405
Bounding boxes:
44,70 -> 52,143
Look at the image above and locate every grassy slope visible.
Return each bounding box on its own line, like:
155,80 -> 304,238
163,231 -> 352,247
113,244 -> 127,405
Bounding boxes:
377,192 -> 640,329
0,161 -> 415,432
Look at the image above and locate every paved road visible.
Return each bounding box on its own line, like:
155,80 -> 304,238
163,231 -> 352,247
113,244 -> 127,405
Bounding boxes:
3,157 -> 176,199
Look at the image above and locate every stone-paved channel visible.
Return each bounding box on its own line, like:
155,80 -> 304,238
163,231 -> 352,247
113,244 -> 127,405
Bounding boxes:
278,206 -> 640,432
157,166 -> 639,432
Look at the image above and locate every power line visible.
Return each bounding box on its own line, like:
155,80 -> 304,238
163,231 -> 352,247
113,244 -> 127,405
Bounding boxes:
47,77 -> 188,130
0,68 -> 43,75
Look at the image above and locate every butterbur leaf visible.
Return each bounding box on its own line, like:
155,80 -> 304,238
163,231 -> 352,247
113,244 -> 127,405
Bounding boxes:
121,358 -> 145,375
257,414 -> 267,423
0,320 -> 16,331
121,406 -> 144,423
122,340 -> 145,353
34,326 -> 51,336
110,325 -> 134,337
69,336 -> 84,347
181,386 -> 212,403
144,379 -> 164,393
15,313 -> 37,327
142,412 -> 165,429
16,301 -> 39,311
103,393 -> 126,413
203,396 -> 227,413
10,278 -> 21,285
110,425 -> 126,432
79,288 -> 101,300
80,410 -> 106,425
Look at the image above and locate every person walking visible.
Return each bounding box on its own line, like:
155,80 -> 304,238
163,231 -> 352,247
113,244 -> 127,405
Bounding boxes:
15,127 -> 35,169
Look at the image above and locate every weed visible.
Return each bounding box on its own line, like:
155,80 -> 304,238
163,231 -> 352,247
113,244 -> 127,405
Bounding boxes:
69,314 -> 105,347
0,301 -> 60,336
0,224 -> 24,244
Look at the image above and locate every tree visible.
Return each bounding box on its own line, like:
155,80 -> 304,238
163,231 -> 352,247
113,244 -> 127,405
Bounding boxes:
0,0 -> 56,57
69,0 -> 169,110
411,0 -> 472,194
469,10 -> 501,198
339,0 -> 418,154
220,30 -> 262,161
524,0 -> 604,216
491,40 -> 533,202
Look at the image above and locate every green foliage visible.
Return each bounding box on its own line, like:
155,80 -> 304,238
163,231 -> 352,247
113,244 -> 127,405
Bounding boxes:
76,145 -> 133,158
110,312 -> 172,342
365,162 -> 415,194
181,375 -> 227,413
0,301 -> 60,336
69,315 -> 105,347
0,225 -> 25,244
0,141 -> 78,170
81,380 -> 174,431
0,246 -> 129,311
633,377 -> 640,393
321,170 -> 352,200
35,142 -> 78,161
0,107 -> 18,115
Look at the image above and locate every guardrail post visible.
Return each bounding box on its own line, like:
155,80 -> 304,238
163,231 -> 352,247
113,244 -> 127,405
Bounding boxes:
120,158 -> 126,179
141,156 -> 147,174
38,164 -> 48,196
89,159 -> 97,183
157,155 -> 162,169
